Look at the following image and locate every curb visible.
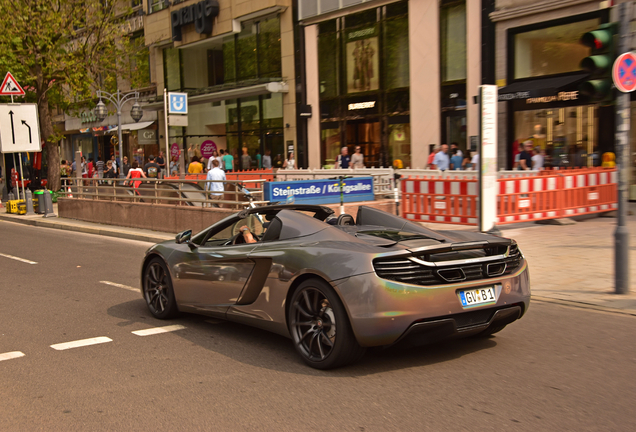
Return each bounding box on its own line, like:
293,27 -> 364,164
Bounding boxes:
531,295 -> 636,317
0,214 -> 172,244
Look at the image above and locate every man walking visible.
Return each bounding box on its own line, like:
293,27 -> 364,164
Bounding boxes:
222,149 -> 234,172
335,146 -> 351,169
144,155 -> 161,179
518,141 -> 534,170
205,159 -> 226,207
431,144 -> 450,171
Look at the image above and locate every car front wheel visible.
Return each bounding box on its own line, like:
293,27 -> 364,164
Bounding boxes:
288,279 -> 365,369
143,258 -> 179,319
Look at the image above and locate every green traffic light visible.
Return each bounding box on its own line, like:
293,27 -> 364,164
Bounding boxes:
580,54 -> 612,74
579,79 -> 611,99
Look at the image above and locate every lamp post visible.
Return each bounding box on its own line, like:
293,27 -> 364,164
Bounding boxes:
94,90 -> 143,178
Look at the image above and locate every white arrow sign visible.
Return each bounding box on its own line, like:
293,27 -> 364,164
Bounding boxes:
0,104 -> 42,153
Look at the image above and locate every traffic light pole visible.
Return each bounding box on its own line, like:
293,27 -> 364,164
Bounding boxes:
614,1 -> 631,294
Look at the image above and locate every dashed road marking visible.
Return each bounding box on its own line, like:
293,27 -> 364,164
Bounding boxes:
0,351 -> 25,361
100,281 -> 140,293
132,325 -> 186,336
0,252 -> 37,265
50,337 -> 112,351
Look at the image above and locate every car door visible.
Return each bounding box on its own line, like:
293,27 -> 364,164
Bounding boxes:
171,216 -> 264,315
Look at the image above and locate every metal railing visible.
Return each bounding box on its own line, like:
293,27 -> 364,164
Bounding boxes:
61,177 -> 268,208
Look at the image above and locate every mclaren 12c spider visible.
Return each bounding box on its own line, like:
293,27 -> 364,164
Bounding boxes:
140,205 -> 530,369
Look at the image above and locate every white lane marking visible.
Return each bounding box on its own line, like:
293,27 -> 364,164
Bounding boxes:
0,252 -> 37,265
50,337 -> 112,351
0,351 -> 25,362
132,325 -> 186,336
100,281 -> 140,293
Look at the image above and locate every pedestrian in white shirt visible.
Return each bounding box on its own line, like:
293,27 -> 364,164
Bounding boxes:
532,147 -> 544,170
205,159 -> 226,207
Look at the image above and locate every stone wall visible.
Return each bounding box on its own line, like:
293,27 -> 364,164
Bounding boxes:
58,198 -> 397,235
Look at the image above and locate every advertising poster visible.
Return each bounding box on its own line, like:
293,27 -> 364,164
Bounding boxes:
479,85 -> 498,232
346,26 -> 379,93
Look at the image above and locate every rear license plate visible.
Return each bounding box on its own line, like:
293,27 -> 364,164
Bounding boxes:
458,285 -> 499,308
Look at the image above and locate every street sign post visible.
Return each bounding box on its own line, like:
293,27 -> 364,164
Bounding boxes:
0,104 -> 42,153
612,51 -> 636,93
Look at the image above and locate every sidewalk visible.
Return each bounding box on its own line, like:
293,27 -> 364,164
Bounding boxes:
1,201 -> 635,315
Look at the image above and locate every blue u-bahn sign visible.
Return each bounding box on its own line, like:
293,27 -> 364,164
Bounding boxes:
263,177 -> 374,204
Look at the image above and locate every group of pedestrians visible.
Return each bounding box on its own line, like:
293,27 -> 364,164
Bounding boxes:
427,143 -> 478,171
334,146 -> 366,169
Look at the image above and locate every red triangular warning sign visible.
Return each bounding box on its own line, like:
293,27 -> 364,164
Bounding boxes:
0,72 -> 25,96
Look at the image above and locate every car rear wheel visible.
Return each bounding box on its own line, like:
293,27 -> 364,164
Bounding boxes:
288,279 -> 365,369
143,258 -> 179,319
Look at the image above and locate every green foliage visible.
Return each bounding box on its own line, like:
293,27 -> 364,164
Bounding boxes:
0,0 -> 136,137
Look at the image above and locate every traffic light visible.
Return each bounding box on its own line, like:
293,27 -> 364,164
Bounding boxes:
579,23 -> 618,103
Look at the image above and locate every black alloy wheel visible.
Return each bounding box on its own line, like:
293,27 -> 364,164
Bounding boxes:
288,279 -> 365,369
143,258 -> 179,319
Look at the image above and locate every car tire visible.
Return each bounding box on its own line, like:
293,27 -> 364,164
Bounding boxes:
288,278 -> 366,369
143,258 -> 179,319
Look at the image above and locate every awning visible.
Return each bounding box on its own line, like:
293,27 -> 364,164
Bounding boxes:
110,120 -> 155,131
498,73 -> 587,101
141,82 -> 289,111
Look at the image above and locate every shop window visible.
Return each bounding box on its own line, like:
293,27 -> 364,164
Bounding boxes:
223,36 -> 236,83
514,19 -> 599,79
318,30 -> 339,98
345,25 -> 379,94
262,93 -> 284,129
207,49 -> 225,86
388,123 -> 410,169
440,2 -> 466,83
321,125 -> 341,168
345,9 -> 377,28
237,23 -> 258,81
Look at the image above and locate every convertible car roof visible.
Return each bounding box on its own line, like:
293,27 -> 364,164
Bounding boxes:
239,204 -> 334,220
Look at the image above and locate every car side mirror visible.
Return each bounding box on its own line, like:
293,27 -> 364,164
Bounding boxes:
175,229 -> 192,245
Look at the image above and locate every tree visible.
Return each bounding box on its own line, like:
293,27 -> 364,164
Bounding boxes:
0,0 -> 138,191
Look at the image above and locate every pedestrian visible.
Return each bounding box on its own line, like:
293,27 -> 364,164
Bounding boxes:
513,142 -> 524,170
241,147 -> 251,171
207,150 -> 219,172
110,154 -> 118,175
188,155 -> 204,174
450,148 -> 463,170
462,150 -> 473,170
169,156 -> 178,176
431,144 -> 450,171
335,146 -> 350,169
532,147 -> 544,170
60,160 -> 71,190
283,151 -> 297,170
427,145 -> 440,169
351,146 -> 365,169
256,151 -> 262,169
103,160 -> 117,184
87,158 -> 94,180
156,151 -> 166,175
450,142 -> 463,158
471,150 -> 479,168
205,159 -> 226,208
121,156 -> 130,177
125,160 -> 146,189
518,140 -> 533,170
215,150 -> 223,169
222,149 -> 234,172
144,154 -> 161,178
262,149 -> 272,169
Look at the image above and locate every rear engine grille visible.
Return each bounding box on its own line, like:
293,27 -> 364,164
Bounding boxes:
374,245 -> 523,287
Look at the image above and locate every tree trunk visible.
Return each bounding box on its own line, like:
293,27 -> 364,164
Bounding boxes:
38,94 -> 60,191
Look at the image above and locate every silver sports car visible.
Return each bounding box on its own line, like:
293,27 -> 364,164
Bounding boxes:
141,205 -> 530,369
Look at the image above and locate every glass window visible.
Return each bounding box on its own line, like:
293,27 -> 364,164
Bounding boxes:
321,125 -> 341,168
318,30 -> 339,98
514,19 -> 599,79
164,48 -> 181,91
129,33 -> 150,88
148,0 -> 166,13
237,23 -> 258,80
223,35 -> 236,83
384,15 -> 409,89
440,2 -> 467,82
258,17 -> 282,78
388,123 -> 410,168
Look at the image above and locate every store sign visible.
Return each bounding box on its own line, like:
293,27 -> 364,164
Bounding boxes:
348,101 -> 376,110
263,177 -> 375,205
80,111 -> 97,124
171,0 -> 220,41
138,129 -> 157,145
526,91 -> 579,104
170,143 -> 180,158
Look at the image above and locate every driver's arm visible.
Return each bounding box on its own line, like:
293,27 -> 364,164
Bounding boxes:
240,225 -> 257,243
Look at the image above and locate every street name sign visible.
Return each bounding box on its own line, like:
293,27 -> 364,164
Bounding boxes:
613,52 -> 636,93
0,104 -> 42,153
0,72 -> 25,96
168,92 -> 188,114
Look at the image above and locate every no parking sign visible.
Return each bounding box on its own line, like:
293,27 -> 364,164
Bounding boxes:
613,52 -> 636,93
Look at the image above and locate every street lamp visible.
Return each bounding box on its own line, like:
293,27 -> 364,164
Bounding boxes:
94,90 -> 143,178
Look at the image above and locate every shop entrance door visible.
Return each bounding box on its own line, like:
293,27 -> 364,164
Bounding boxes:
345,120 -> 381,167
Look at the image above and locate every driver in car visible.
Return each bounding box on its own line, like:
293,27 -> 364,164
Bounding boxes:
239,225 -> 258,244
